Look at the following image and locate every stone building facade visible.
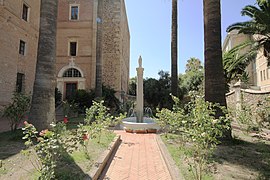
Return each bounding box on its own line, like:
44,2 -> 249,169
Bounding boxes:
0,0 -> 40,106
56,0 -> 130,100
254,35 -> 270,91
222,30 -> 257,87
0,0 -> 130,106
223,30 -> 270,91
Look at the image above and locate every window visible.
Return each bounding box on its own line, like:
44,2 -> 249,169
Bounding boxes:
19,40 -> 26,55
22,4 -> 29,21
267,69 -> 269,79
263,70 -> 266,80
69,41 -> 77,56
16,73 -> 24,93
63,68 -> 82,77
70,5 -> 79,20
260,71 -> 263,81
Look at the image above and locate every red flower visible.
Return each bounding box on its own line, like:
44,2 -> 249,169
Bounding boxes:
63,117 -> 68,124
39,129 -> 48,136
82,133 -> 89,141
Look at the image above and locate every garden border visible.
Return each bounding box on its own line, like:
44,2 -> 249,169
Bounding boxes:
88,134 -> 121,180
156,134 -> 185,180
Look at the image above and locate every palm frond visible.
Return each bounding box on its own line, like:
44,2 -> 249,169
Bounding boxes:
223,41 -> 258,82
226,0 -> 270,66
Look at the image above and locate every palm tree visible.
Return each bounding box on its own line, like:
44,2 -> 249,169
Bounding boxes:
185,57 -> 203,73
171,0 -> 178,96
203,0 -> 232,139
223,41 -> 257,84
227,0 -> 270,65
29,0 -> 58,131
95,0 -> 104,97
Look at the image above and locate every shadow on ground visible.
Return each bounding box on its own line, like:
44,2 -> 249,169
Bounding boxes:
0,130 -> 25,160
0,130 -> 92,179
214,138 -> 270,179
55,144 -> 92,180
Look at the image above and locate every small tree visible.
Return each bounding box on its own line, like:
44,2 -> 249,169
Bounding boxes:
2,93 -> 30,131
84,100 -> 112,143
157,94 -> 231,180
183,95 -> 231,180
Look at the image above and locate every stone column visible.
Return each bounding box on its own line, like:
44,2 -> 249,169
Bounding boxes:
136,56 -> 144,123
234,80 -> 242,111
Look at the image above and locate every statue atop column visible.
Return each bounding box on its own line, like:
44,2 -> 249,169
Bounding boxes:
139,55 -> 142,68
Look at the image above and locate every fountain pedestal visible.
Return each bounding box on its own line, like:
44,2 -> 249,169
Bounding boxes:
136,56 -> 144,123
122,56 -> 160,133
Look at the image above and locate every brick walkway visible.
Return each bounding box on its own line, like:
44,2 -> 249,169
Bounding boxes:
102,131 -> 172,180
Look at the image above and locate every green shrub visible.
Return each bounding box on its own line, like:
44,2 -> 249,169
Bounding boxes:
21,121 -> 87,180
68,89 -> 95,113
158,95 -> 231,180
102,85 -> 120,113
84,100 -> 113,143
2,93 -> 30,131
55,88 -> 62,107
255,97 -> 270,129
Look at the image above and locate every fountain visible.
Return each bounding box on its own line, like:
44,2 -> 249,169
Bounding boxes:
122,56 -> 160,133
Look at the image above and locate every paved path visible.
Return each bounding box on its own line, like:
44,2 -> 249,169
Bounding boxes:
102,131 -> 172,180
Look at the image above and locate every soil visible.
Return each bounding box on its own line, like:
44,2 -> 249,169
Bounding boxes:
0,129 -> 115,180
162,128 -> 270,180
211,129 -> 270,180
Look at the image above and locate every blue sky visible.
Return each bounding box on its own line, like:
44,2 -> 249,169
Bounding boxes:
125,0 -> 256,78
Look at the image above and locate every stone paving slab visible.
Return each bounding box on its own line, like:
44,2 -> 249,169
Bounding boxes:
102,131 -> 172,180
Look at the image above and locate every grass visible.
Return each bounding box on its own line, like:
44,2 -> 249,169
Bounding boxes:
0,126 -> 116,179
65,115 -> 85,130
68,115 -> 85,123
161,130 -> 270,180
0,165 -> 7,176
55,130 -> 116,179
161,134 -> 213,180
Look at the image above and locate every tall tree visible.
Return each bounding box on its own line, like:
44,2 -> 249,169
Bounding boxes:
95,0 -> 104,97
223,41 -> 257,84
171,0 -> 178,96
181,57 -> 204,92
203,0 -> 232,139
185,57 -> 203,73
227,0 -> 270,66
29,0 -> 58,130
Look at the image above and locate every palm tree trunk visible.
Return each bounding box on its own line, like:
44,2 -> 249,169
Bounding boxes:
203,0 -> 232,139
95,0 -> 103,98
171,0 -> 178,96
29,0 -> 58,131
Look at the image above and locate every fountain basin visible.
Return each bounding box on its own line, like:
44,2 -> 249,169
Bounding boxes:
122,117 -> 160,133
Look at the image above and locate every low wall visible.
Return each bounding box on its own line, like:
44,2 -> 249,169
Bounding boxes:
226,88 -> 270,111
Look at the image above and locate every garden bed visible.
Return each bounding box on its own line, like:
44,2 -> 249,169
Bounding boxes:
0,128 -> 116,179
161,128 -> 270,180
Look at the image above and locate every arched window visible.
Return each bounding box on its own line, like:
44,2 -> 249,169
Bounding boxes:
63,68 -> 82,77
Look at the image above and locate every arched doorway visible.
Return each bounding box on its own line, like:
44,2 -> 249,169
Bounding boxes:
57,66 -> 86,100
63,68 -> 81,100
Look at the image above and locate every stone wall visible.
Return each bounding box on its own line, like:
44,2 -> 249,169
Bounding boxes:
101,0 -> 121,91
120,0 -> 130,95
226,88 -> 270,111
101,0 -> 130,95
0,0 -> 40,106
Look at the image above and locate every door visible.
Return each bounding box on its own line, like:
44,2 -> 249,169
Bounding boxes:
65,82 -> 77,100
